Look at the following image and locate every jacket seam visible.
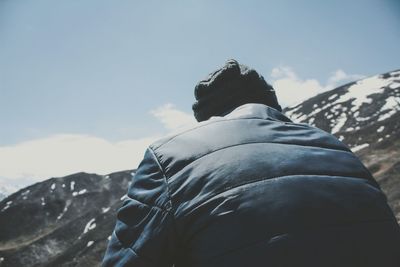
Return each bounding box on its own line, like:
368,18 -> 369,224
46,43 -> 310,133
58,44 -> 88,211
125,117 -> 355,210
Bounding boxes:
151,116 -> 292,150
148,147 -> 173,211
180,174 -> 378,218
127,246 -> 139,257
148,147 -> 183,259
123,194 -> 168,213
166,141 -> 354,182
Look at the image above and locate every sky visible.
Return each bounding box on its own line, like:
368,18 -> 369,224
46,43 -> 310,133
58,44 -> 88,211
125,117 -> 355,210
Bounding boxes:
1,0 -> 400,189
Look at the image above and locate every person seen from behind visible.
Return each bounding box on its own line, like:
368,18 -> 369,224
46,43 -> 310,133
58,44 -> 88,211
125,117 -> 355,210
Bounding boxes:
102,59 -> 400,267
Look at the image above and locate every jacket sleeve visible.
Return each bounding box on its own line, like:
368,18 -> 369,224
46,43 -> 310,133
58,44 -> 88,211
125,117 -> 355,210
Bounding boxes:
102,147 -> 176,267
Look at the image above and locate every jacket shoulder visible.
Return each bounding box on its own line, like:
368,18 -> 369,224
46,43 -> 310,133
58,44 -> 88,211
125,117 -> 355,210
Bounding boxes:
149,116 -> 227,151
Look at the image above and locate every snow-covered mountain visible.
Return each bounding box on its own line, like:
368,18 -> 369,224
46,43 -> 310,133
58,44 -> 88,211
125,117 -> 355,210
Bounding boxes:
283,69 -> 400,221
0,69 -> 399,267
284,69 -> 400,152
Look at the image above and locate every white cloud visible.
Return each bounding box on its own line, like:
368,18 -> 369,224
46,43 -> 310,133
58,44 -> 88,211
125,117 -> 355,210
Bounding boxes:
270,66 -> 297,80
270,66 -> 364,108
321,69 -> 365,94
327,69 -> 364,86
271,67 -> 323,108
150,103 -> 196,132
0,134 -> 160,187
0,103 -> 196,191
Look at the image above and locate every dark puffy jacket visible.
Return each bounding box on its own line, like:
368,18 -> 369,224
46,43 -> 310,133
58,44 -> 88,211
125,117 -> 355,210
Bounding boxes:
102,103 -> 400,267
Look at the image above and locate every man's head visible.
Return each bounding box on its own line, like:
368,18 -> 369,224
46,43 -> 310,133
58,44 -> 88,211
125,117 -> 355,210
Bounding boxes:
192,59 -> 282,122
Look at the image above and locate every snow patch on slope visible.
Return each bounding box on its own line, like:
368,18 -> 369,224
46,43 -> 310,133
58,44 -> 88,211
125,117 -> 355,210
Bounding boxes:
285,71 -> 400,133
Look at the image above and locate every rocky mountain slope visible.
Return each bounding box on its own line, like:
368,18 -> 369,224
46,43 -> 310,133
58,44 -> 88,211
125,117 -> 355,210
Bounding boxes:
284,69 -> 400,220
0,171 -> 133,267
0,185 -> 21,202
0,69 -> 399,266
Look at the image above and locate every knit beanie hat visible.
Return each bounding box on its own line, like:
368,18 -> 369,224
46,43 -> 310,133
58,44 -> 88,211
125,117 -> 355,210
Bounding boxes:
192,59 -> 282,122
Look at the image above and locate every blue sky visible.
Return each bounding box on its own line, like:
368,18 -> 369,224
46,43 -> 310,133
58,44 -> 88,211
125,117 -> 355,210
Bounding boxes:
0,0 -> 399,186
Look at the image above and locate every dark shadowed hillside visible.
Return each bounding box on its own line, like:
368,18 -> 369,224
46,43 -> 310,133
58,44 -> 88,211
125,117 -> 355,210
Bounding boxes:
0,171 -> 133,267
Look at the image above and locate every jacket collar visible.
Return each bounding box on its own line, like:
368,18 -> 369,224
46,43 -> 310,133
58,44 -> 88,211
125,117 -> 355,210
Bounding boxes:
220,103 -> 292,123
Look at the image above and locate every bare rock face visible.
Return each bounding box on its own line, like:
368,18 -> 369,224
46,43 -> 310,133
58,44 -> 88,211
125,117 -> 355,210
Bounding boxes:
0,69 -> 399,266
283,69 -> 400,221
